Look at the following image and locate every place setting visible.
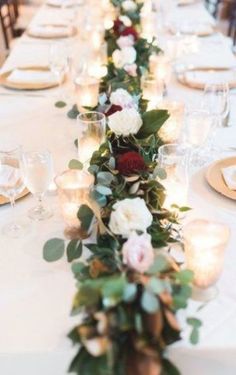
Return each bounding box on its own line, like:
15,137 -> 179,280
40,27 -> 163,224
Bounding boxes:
0,41 -> 69,91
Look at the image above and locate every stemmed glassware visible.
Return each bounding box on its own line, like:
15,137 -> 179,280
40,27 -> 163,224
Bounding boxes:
0,145 -> 26,238
22,150 -> 54,221
183,109 -> 216,168
202,83 -> 230,127
201,83 -> 230,154
49,42 -> 69,97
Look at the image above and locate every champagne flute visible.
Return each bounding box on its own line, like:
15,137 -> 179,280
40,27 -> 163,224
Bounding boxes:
49,42 -> 69,98
0,145 -> 26,238
22,150 -> 54,221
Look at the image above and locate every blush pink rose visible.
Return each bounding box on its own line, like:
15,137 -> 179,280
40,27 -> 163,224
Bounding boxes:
124,63 -> 137,77
122,232 -> 154,273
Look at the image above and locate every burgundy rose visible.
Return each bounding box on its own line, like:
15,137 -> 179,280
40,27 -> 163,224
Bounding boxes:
106,104 -> 123,117
117,151 -> 146,175
113,19 -> 124,35
120,26 -> 138,41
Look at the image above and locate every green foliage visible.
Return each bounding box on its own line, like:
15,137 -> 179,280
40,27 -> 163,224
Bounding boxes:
43,238 -> 65,262
187,318 -> 202,345
68,159 -> 83,170
137,110 -> 170,139
77,204 -> 94,232
55,100 -> 66,108
67,240 -> 83,262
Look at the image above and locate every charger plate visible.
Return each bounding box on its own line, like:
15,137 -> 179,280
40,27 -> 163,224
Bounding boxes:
206,157 -> 236,201
0,66 -> 63,90
0,188 -> 29,205
177,67 -> 236,90
27,24 -> 77,39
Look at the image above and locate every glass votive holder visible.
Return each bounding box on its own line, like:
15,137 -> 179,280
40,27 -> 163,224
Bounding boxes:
74,76 -> 100,112
157,143 -> 189,210
157,99 -> 185,143
149,54 -> 172,89
183,219 -> 230,302
55,169 -> 95,237
141,74 -> 164,110
77,111 -> 106,167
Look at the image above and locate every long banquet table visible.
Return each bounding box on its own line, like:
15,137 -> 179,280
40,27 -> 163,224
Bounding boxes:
0,1 -> 236,374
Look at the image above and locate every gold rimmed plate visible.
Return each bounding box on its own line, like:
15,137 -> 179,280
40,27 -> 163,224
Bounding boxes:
0,188 -> 29,205
206,157 -> 236,201
0,66 -> 64,90
27,24 -> 77,39
176,67 -> 236,90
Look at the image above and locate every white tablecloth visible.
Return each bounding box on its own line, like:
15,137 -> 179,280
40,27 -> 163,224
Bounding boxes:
0,1 -> 236,374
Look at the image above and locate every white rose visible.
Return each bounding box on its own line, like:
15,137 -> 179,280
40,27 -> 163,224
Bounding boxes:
117,35 -> 135,49
122,0 -> 137,12
122,232 -> 154,273
84,337 -> 110,357
112,47 -> 137,68
108,107 -> 142,136
119,15 -> 132,27
109,197 -> 153,237
110,88 -> 134,108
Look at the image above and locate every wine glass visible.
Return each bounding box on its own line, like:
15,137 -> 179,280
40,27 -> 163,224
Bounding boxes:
202,83 -> 230,127
49,42 -> 69,97
183,109 -> 216,168
0,145 -> 26,238
22,150 -> 54,221
202,83 -> 230,154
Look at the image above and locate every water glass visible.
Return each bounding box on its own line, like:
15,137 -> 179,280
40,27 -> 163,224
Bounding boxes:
77,112 -> 106,167
158,143 -> 189,210
0,145 -> 26,238
22,150 -> 54,221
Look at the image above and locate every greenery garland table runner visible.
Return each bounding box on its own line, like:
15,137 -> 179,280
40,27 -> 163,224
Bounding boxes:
1,0 -> 235,375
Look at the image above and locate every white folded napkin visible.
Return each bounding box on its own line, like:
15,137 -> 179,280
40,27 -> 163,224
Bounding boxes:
7,69 -> 57,85
47,0 -> 77,6
170,21 -> 213,36
222,165 -> 236,190
185,69 -> 236,87
0,165 -> 21,187
28,24 -> 73,38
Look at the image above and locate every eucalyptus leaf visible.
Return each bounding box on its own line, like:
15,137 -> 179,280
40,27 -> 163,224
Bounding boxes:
68,159 -> 83,170
77,204 -> 94,232
153,166 -> 167,180
123,283 -> 137,302
55,100 -> 66,108
147,254 -> 170,274
43,238 -> 65,262
67,104 -> 79,119
67,240 -> 83,262
95,185 -> 112,196
97,171 -> 114,186
141,290 -> 159,313
147,277 -> 165,295
175,270 -> 194,285
90,190 -> 107,207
